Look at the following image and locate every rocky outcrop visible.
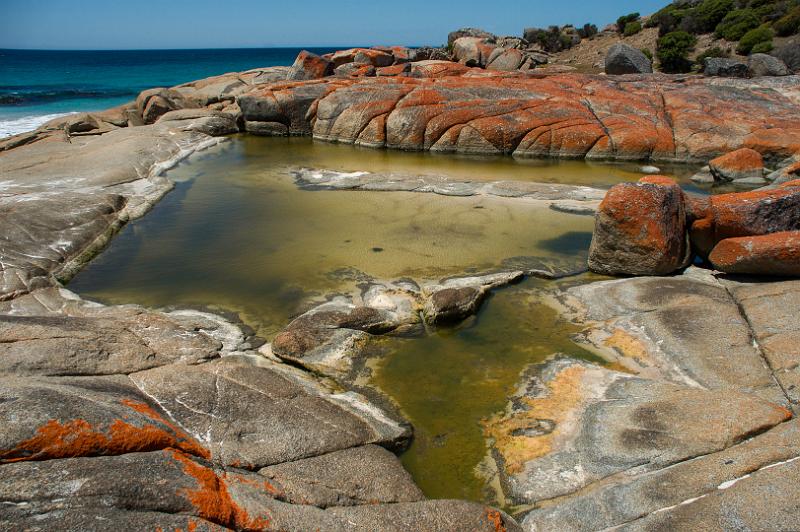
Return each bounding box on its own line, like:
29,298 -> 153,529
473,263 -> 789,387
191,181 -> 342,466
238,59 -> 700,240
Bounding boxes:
287,50 -> 334,80
588,177 -> 689,276
604,43 -> 653,75
238,73 -> 800,163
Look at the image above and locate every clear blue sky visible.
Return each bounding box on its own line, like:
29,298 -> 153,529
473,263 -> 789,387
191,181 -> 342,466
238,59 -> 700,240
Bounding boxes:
1,0 -> 668,50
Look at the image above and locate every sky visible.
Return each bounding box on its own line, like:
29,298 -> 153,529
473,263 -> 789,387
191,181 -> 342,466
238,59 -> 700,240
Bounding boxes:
0,0 -> 668,50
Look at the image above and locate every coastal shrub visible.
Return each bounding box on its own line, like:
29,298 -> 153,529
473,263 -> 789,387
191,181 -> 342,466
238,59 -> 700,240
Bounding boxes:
624,21 -> 643,36
737,26 -> 775,53
773,6 -> 800,35
617,12 -> 641,32
716,9 -> 761,40
527,26 -> 576,52
694,0 -> 736,32
657,31 -> 698,72
577,23 -> 598,39
641,47 -> 654,61
751,40 -> 775,52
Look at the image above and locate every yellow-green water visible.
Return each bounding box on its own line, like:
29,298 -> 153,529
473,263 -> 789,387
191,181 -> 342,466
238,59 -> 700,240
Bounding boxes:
69,136 -> 676,508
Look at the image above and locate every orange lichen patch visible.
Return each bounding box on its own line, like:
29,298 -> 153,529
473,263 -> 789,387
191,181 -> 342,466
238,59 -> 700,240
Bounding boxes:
710,148 -> 764,173
483,365 -> 586,475
171,451 -> 273,531
485,508 -> 507,532
639,175 -> 678,187
120,399 -> 210,459
0,400 -> 210,463
779,177 -> 800,188
709,231 -> 800,276
603,328 -> 651,363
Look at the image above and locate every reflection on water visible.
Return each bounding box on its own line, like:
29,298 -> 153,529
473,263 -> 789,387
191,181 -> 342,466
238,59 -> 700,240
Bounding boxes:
69,136 -> 669,508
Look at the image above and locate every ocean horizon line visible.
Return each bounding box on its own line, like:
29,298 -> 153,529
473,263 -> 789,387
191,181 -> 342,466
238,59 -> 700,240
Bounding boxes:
0,45 -> 434,53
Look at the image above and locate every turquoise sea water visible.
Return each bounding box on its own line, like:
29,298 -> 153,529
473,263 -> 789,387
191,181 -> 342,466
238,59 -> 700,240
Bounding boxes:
0,47 -> 337,137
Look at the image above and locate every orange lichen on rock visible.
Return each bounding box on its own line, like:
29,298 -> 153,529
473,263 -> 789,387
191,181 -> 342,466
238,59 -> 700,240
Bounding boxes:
588,180 -> 689,276
485,508 -> 508,532
709,231 -> 800,276
690,186 -> 800,257
171,450 -> 273,531
483,365 -> 586,475
709,148 -> 764,181
0,400 -> 209,463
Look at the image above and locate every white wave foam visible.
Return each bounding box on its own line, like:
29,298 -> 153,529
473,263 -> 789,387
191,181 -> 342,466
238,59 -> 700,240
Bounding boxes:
0,112 -> 77,139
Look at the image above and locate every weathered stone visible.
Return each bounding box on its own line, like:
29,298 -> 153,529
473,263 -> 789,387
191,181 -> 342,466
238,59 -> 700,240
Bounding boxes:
238,80 -> 336,135
605,43 -> 653,75
423,286 -> 485,324
136,87 -> 195,124
725,279 -> 800,405
0,313 -> 220,377
0,375 -> 209,462
588,178 -> 689,276
554,270 -> 789,405
288,50 -> 334,80
376,63 -> 412,77
258,444 -> 424,507
748,53 -> 790,77
245,120 -> 289,136
705,57 -> 750,78
130,355 -> 409,468
485,357 -> 790,505
486,48 -> 526,71
709,147 -> 764,181
523,419 -> 800,531
452,37 -> 498,67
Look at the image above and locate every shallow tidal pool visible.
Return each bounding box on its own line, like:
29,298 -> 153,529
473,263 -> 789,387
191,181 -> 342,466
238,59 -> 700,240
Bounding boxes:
69,135 -> 684,507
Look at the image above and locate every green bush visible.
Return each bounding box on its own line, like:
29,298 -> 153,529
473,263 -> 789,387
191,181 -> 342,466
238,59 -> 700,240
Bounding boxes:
657,31 -> 698,72
716,9 -> 761,40
640,47 -> 654,61
617,12 -> 641,32
751,41 -> 775,52
773,6 -> 800,36
694,0 -> 736,32
577,23 -> 598,39
624,21 -> 643,36
737,25 -> 775,53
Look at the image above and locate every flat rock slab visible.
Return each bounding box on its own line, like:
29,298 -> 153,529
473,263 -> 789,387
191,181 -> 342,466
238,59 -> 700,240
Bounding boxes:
258,444 -> 424,507
130,355 -> 409,468
292,167 -> 605,206
523,418 -> 800,531
484,357 -> 790,505
551,268 -> 789,406
726,279 -> 800,407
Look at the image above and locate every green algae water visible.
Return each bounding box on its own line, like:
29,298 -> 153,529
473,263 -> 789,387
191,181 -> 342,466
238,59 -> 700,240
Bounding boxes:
68,135 -> 679,506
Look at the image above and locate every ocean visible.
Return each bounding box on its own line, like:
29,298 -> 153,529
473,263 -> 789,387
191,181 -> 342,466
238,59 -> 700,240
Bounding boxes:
0,47 -> 338,138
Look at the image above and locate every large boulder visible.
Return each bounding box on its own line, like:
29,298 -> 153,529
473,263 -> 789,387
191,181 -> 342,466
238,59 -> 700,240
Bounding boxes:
748,53 -> 790,77
773,43 -> 800,72
288,50 -> 334,80
604,43 -> 653,75
447,27 -> 495,48
451,37 -> 498,67
588,177 -> 690,276
329,48 -> 394,68
689,182 -> 800,257
486,48 -> 526,71
709,231 -> 800,276
704,57 -> 750,78
135,87 -> 194,124
708,147 -> 764,182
